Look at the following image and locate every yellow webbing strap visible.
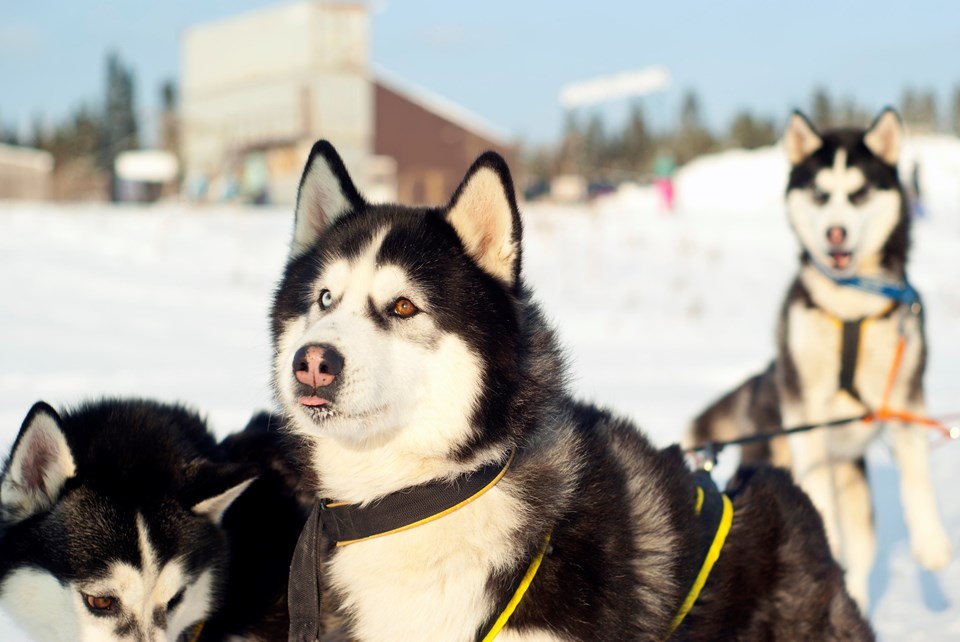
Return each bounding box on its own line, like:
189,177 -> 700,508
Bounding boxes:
186,620 -> 204,642
333,450 -> 516,547
667,492 -> 734,636
481,530 -> 552,642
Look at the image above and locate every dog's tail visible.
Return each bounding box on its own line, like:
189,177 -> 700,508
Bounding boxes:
684,362 -> 781,466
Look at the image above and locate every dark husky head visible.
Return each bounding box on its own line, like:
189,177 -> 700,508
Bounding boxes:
0,400 -> 256,642
784,108 -> 909,276
271,142 -> 528,468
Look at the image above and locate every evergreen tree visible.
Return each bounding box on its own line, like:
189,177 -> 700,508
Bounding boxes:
556,111 -> 583,175
953,86 -> 960,135
97,52 -> 139,177
581,113 -> 607,177
811,87 -> 833,127
673,90 -> 716,164
622,102 -> 653,172
918,91 -> 938,131
728,111 -> 777,149
836,99 -> 868,127
29,115 -> 47,150
0,115 -> 19,145
159,79 -> 179,155
900,87 -> 920,128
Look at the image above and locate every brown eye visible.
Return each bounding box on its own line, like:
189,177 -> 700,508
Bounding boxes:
83,593 -> 116,613
392,297 -> 419,318
849,185 -> 871,206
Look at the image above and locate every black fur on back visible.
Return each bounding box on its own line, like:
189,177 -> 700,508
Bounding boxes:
202,411 -> 311,641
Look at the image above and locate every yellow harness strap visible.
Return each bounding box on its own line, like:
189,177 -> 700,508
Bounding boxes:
481,530 -> 552,642
186,620 -> 205,642
329,450 -> 516,547
667,486 -> 734,636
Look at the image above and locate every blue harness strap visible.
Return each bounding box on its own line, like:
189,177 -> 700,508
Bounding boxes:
812,260 -> 919,306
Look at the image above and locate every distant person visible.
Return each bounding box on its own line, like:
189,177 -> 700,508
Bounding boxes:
909,162 -> 926,218
653,154 -> 676,213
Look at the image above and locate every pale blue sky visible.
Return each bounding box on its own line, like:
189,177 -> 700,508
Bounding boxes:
1,1 -> 958,144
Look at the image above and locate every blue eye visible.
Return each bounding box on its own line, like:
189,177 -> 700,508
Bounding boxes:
318,289 -> 333,310
811,186 -> 829,205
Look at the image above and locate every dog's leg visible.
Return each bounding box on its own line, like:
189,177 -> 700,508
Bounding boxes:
832,458 -> 874,611
891,407 -> 952,571
769,434 -> 793,469
785,411 -> 842,560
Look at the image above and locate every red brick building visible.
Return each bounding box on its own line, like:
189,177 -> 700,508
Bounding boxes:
374,73 -> 516,205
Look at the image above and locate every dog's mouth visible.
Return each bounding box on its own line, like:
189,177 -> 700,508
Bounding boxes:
299,394 -> 330,407
295,380 -> 338,418
299,402 -> 339,421
828,250 -> 853,271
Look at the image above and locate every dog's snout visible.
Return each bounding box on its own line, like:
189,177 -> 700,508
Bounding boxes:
293,344 -> 344,388
826,226 -> 847,245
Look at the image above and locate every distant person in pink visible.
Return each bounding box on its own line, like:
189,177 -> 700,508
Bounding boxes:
653,154 -> 676,212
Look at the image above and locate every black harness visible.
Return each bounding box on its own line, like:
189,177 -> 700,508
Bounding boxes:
668,471 -> 734,636
838,318 -> 864,402
287,451 -> 514,642
837,303 -> 899,403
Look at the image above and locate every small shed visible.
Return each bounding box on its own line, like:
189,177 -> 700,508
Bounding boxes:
0,144 -> 53,200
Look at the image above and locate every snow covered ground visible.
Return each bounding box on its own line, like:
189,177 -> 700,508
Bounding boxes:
1,138 -> 959,639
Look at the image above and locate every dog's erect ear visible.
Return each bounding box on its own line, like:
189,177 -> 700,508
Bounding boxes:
446,152 -> 522,288
1,402 -> 76,522
291,140 -> 365,257
864,107 -> 903,166
183,461 -> 258,525
784,111 -> 823,165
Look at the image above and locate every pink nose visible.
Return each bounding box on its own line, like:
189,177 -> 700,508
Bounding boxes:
826,226 -> 847,245
293,345 -> 344,388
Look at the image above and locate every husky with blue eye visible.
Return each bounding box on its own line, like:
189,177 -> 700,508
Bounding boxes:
688,108 -> 952,610
0,400 -> 308,642
271,141 -> 872,641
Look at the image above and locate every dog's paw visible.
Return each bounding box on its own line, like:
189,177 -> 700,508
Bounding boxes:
912,527 -> 953,571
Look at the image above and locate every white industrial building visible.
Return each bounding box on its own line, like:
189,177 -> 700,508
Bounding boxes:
181,1 -> 372,203
180,1 -> 514,205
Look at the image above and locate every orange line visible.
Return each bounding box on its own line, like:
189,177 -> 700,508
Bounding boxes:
880,335 -> 907,411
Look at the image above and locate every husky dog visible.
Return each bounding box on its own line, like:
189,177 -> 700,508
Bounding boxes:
688,109 -> 952,609
0,400 -> 307,641
271,141 -> 871,641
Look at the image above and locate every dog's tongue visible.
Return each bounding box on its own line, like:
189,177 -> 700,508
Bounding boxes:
299,395 -> 329,407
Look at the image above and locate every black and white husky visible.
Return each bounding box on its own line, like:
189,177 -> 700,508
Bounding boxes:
271,141 -> 872,641
0,399 -> 307,641
688,108 -> 952,610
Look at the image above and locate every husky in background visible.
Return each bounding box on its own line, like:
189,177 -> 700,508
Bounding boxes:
688,108 -> 952,609
0,400 -> 308,641
271,141 -> 872,641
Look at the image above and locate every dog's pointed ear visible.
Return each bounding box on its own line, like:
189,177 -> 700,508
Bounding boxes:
183,461 -> 258,525
864,107 -> 903,166
1,402 -> 76,521
784,111 -> 822,165
291,140 -> 365,257
446,152 -> 522,288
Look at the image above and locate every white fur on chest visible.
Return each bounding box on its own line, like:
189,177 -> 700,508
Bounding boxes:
328,484 -> 526,642
784,293 -> 923,458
